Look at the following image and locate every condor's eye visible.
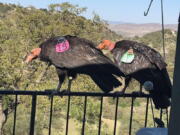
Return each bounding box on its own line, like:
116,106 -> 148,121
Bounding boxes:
30,52 -> 34,55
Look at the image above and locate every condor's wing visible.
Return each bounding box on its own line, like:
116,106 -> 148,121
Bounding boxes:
112,40 -> 167,75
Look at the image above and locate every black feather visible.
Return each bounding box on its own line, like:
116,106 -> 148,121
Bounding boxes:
90,72 -> 122,93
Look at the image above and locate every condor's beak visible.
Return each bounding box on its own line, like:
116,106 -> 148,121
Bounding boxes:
97,40 -> 114,50
97,40 -> 115,51
97,43 -> 106,50
25,48 -> 41,63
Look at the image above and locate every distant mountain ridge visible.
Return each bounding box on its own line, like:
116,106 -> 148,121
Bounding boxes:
108,22 -> 178,37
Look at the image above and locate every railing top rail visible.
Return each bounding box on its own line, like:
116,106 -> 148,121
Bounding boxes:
0,90 -> 150,97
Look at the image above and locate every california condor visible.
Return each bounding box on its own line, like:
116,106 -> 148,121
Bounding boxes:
25,35 -> 125,92
97,40 -> 172,109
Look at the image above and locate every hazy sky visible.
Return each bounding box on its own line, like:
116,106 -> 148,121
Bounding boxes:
0,0 -> 179,24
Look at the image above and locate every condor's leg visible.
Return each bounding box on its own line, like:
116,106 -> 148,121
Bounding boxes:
121,76 -> 131,93
56,68 -> 66,91
114,76 -> 131,95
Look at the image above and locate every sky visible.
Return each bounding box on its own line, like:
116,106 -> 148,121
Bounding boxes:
0,0 -> 179,24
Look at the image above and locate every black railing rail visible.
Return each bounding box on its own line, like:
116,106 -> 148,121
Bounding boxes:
0,90 -> 150,97
0,90 -> 165,135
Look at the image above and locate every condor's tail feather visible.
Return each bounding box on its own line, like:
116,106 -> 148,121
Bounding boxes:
151,95 -> 171,109
90,72 -> 122,93
150,69 -> 172,109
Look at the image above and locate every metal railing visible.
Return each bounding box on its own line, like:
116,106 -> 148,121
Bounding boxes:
0,90 -> 166,135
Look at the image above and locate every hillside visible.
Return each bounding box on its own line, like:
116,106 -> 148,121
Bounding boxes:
108,23 -> 177,37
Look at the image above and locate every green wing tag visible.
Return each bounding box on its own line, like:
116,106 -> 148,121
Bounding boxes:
121,51 -> 135,63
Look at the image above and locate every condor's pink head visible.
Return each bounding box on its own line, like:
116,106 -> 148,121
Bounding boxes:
25,48 -> 41,63
97,40 -> 115,51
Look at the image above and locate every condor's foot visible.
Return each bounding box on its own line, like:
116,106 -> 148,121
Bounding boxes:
44,89 -> 60,99
60,89 -> 70,94
44,89 -> 59,93
113,87 -> 127,97
113,91 -> 125,97
154,118 -> 165,128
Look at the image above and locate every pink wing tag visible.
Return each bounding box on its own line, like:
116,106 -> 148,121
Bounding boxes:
55,40 -> 70,52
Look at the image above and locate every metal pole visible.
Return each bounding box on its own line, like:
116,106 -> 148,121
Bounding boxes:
161,0 -> 166,59
144,98 -> 149,127
65,96 -> 71,135
13,95 -> 18,135
48,96 -> 54,135
29,95 -> 37,135
168,13 -> 180,135
81,96 -> 87,135
150,99 -> 156,127
129,98 -> 134,135
98,97 -> 103,135
113,97 -> 119,135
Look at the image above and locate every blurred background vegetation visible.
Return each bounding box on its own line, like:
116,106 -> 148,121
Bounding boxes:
0,2 -> 177,135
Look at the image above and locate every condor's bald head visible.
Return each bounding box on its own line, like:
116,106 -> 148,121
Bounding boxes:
25,48 -> 41,63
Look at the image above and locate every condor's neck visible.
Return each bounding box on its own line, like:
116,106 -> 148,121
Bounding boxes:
109,43 -> 115,51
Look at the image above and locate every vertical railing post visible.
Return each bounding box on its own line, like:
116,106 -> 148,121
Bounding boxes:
98,96 -> 103,135
29,95 -> 37,135
113,97 -> 119,135
160,109 -> 163,122
81,96 -> 87,135
65,96 -> 71,135
13,95 -> 18,135
129,97 -> 134,135
150,98 -> 156,127
166,108 -> 169,127
144,97 -> 149,127
48,96 -> 54,135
